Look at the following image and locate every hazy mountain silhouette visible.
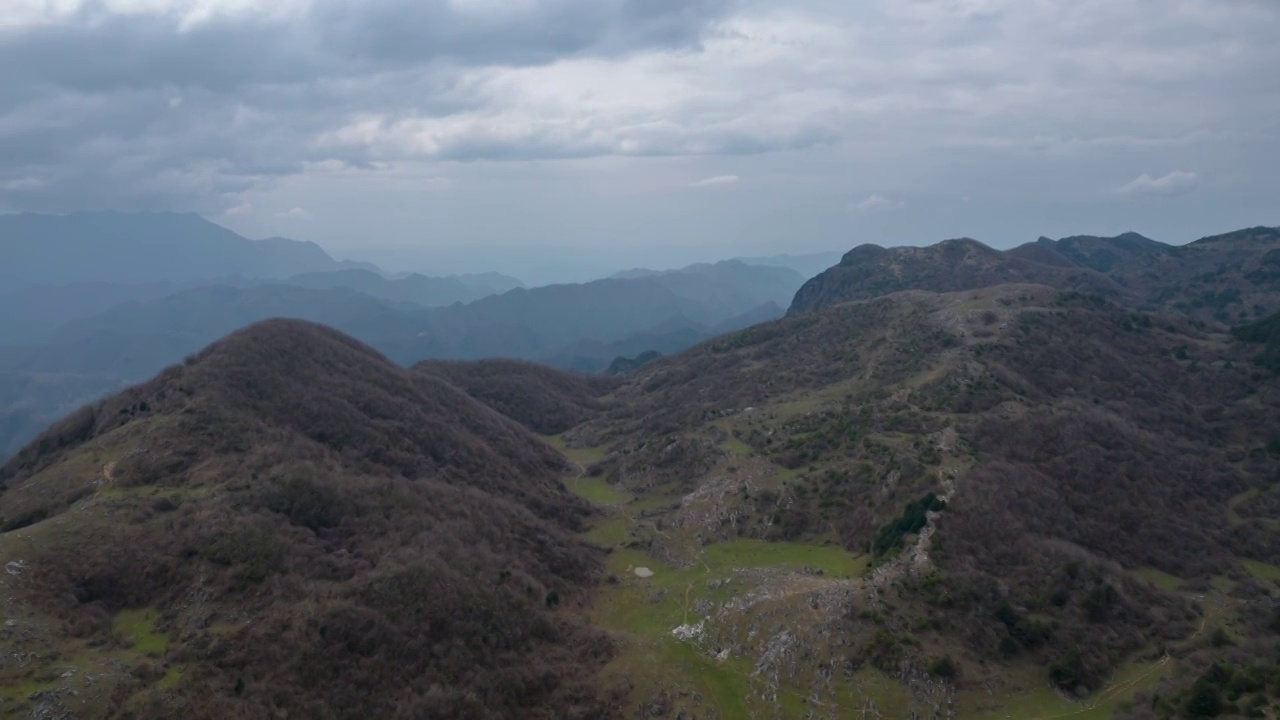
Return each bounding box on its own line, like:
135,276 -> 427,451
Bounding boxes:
0,259 -> 805,457
0,211 -> 370,289
288,268 -> 521,306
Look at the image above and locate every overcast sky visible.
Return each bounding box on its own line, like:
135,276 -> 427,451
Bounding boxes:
2,0 -> 1278,276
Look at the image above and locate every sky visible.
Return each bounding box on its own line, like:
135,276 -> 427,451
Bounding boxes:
1,0 -> 1278,279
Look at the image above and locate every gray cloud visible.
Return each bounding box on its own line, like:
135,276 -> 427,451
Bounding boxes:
691,175 -> 741,187
0,0 -> 1276,255
1117,171 -> 1201,197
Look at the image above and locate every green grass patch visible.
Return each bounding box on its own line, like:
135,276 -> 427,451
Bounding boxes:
157,665 -> 185,689
845,668 -> 914,718
563,475 -> 631,505
958,658 -> 1170,720
584,516 -> 631,548
703,540 -> 867,579
1131,567 -> 1183,592
1242,558 -> 1280,583
113,609 -> 168,655
543,434 -> 609,466
720,436 -> 753,456
0,677 -> 57,703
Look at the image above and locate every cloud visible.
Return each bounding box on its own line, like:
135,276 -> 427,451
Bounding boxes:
0,0 -> 1274,230
0,177 -> 45,191
690,175 -> 740,187
1116,171 -> 1200,196
222,201 -> 253,216
852,194 -> 900,211
276,206 -> 312,219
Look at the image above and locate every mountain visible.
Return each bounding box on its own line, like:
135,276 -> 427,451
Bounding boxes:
7,234 -> 1280,717
0,212 -> 360,289
416,359 -> 620,435
0,282 -> 185,342
551,284 -> 1280,717
0,319 -> 612,718
0,261 -> 802,458
789,237 -> 1121,314
287,268 -> 512,307
792,228 -> 1280,325
608,259 -> 805,309
455,271 -> 526,294
735,250 -> 846,279
1026,226 -> 1280,324
545,301 -> 786,373
604,350 -> 663,376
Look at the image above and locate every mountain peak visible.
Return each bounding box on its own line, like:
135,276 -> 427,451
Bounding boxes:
0,212 -> 345,288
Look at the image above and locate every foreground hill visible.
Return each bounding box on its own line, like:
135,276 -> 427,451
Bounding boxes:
0,320 -> 612,719
556,284 -> 1280,718
0,212 -> 366,289
792,227 -> 1280,325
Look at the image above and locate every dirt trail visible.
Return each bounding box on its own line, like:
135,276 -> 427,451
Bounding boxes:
1024,597 -> 1224,720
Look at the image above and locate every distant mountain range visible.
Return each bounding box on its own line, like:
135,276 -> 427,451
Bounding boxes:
0,211 -> 372,288
616,251 -> 844,283
791,226 -> 1280,323
0,212 -> 808,457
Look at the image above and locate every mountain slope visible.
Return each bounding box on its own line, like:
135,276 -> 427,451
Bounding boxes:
789,238 -> 1121,314
0,320 -> 612,719
735,250 -> 846,279
0,212 -> 354,288
415,359 -> 620,435
555,284 -> 1280,718
1032,226 -> 1280,324
609,260 -> 805,309
792,228 -> 1280,326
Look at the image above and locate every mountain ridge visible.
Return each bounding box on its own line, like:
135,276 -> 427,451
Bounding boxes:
0,211 -> 362,289
0,318 -> 615,718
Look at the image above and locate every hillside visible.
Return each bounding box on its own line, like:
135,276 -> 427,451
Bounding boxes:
552,285 -> 1280,718
792,228 -> 1280,326
0,320 -> 613,719
789,238 -> 1120,314
415,359 -> 620,435
0,212 -> 362,288
608,260 -> 805,309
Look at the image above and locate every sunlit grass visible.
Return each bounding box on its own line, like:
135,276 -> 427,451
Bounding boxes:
1131,567 -> 1182,592
562,475 -> 630,505
113,609 -> 168,655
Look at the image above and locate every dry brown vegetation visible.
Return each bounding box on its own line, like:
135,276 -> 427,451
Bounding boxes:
0,320 -> 616,719
414,357 -> 620,435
